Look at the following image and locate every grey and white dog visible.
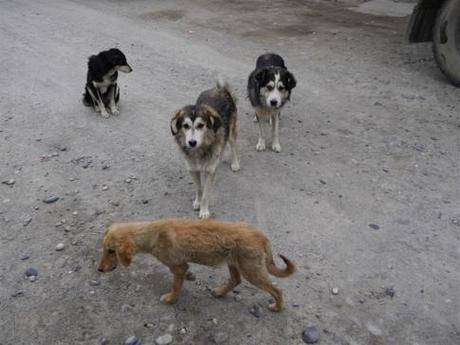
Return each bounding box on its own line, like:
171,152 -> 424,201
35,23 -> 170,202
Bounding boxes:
171,78 -> 240,219
247,53 -> 296,152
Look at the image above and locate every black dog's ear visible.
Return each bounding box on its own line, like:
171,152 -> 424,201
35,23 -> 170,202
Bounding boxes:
202,106 -> 222,132
170,110 -> 184,135
254,68 -> 268,86
285,71 -> 297,90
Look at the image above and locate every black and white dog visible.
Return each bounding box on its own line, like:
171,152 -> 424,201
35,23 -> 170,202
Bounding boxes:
247,53 -> 296,152
83,48 -> 132,118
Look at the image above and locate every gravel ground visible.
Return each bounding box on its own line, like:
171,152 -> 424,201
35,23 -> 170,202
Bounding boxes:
1,0 -> 459,344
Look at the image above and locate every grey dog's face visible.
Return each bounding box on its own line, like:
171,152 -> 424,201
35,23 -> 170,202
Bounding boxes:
170,106 -> 221,150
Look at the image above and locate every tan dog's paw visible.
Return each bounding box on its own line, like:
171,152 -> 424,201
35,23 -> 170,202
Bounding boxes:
160,292 -> 178,304
211,286 -> 228,298
268,302 -> 282,312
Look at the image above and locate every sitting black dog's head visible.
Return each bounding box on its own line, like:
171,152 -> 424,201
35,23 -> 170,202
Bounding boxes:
248,53 -> 296,109
102,48 -> 132,73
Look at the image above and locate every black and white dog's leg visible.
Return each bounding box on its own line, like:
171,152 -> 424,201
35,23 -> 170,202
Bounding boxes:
90,82 -> 109,118
255,113 -> 266,151
108,84 -> 120,115
190,170 -> 202,211
199,168 -> 217,219
271,111 -> 281,152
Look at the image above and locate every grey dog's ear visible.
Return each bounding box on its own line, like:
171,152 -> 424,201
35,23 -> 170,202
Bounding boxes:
170,110 -> 184,135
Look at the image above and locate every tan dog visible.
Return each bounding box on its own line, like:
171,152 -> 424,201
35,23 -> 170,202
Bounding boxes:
97,219 -> 296,312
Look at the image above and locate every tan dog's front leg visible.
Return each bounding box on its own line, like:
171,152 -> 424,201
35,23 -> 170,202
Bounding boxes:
160,264 -> 189,304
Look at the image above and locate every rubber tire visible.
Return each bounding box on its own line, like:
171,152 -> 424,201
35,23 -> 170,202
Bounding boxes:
432,0 -> 460,86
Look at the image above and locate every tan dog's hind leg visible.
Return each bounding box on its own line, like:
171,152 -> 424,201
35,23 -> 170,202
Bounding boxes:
211,265 -> 241,298
240,261 -> 284,312
160,263 -> 189,304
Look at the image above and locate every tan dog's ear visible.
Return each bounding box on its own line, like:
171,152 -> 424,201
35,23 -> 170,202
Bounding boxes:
202,106 -> 222,132
170,109 -> 184,135
116,240 -> 135,266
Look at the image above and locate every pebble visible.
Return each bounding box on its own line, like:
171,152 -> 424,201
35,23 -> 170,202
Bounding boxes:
20,255 -> 30,261
102,185 -> 109,191
43,196 -> 59,204
23,216 -> 32,227
55,243 -> 65,251
385,287 -> 395,298
25,267 -> 38,277
319,179 -> 327,185
100,337 -> 109,345
155,334 -> 172,345
331,287 -> 339,295
179,328 -> 187,335
366,323 -> 383,336
213,332 -> 228,344
11,290 -> 24,297
368,223 -> 380,230
29,275 -> 37,282
72,211 -> 78,216
234,294 -> 242,302
89,280 -> 101,286
302,326 -> 320,344
249,304 -> 264,318
125,178 -> 132,183
2,179 -> 16,186
143,323 -> 154,328
124,336 -> 142,345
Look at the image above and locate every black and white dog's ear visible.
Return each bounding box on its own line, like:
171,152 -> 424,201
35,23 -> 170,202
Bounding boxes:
170,110 -> 184,135
285,71 -> 297,90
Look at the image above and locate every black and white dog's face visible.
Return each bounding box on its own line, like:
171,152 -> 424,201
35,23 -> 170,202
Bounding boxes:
104,48 -> 132,73
255,67 -> 296,109
171,106 -> 221,151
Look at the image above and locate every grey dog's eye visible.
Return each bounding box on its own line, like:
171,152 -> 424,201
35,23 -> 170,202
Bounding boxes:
108,249 -> 115,254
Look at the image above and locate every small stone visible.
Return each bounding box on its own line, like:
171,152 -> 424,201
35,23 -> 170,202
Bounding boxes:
143,323 -> 154,328
64,226 -> 71,232
319,179 -> 327,185
20,255 -> 30,261
211,318 -> 218,325
385,287 -> 395,298
234,294 -> 242,302
100,337 -> 109,345
11,290 -> 24,297
213,332 -> 228,344
249,304 -> 264,318
23,216 -> 32,227
302,326 -> 320,344
102,185 -> 109,191
124,336 -> 142,345
43,196 -> 59,204
89,280 -> 101,286
331,287 -> 339,295
29,275 -> 37,282
368,223 -> 380,230
2,179 -> 16,186
55,243 -> 65,251
72,211 -> 78,216
25,268 -> 38,277
155,334 -> 172,345
125,178 -> 132,183
366,323 -> 383,337
179,328 -> 187,335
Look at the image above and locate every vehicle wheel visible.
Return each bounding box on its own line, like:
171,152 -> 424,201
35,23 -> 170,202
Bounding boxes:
432,0 -> 460,86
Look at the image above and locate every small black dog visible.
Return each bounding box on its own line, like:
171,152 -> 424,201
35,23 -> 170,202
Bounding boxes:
247,53 -> 296,152
83,48 -> 132,118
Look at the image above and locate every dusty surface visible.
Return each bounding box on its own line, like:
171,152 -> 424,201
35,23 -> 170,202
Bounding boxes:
1,0 -> 459,344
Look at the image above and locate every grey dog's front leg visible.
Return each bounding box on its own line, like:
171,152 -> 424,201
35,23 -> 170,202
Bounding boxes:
199,170 -> 216,219
189,170 -> 202,211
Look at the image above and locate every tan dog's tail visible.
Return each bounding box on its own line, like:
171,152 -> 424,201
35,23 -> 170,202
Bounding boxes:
265,243 -> 296,278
